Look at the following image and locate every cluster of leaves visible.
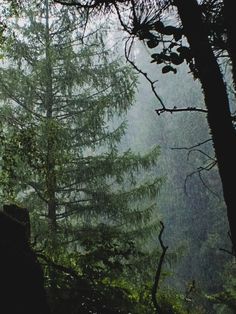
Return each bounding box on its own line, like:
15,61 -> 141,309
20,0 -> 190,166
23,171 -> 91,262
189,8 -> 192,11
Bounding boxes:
132,18 -> 194,75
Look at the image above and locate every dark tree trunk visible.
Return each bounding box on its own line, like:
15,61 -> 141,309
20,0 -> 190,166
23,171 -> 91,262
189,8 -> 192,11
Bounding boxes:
174,0 -> 236,254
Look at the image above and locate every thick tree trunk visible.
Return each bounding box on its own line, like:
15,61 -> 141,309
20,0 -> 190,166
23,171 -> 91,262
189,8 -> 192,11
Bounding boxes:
174,0 -> 236,254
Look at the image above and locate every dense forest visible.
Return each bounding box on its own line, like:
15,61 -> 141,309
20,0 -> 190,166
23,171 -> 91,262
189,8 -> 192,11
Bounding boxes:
0,0 -> 235,313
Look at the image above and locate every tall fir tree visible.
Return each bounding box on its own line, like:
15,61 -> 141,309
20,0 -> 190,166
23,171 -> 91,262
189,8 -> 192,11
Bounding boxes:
0,1 -> 163,311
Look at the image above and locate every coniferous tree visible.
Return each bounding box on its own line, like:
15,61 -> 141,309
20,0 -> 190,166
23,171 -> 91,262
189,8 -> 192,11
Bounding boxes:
0,1 -> 162,311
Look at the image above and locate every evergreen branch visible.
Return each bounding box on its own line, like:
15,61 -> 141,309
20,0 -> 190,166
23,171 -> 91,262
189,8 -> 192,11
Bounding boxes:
55,203 -> 100,219
123,221 -> 161,240
28,182 -> 48,203
70,122 -> 126,145
37,253 -> 78,278
0,112 -> 25,128
57,198 -> 92,205
116,177 -> 163,202
0,82 -> 43,119
118,203 -> 156,227
61,148 -> 160,185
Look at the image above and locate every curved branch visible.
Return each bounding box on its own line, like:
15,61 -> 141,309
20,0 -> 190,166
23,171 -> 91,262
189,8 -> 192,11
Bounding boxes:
124,38 -> 166,110
151,221 -> 168,314
184,160 -> 221,201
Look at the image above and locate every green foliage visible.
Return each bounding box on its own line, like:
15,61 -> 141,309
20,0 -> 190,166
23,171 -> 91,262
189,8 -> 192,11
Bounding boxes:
156,289 -> 187,314
207,262 -> 236,314
0,1 -> 164,312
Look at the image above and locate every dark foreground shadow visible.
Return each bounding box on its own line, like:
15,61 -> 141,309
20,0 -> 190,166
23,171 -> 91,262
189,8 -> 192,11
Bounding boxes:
0,204 -> 50,314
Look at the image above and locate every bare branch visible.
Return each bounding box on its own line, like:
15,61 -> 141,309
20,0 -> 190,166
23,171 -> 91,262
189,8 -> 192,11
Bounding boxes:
219,247 -> 235,256
171,138 -> 212,150
124,38 -> 208,115
187,148 -> 215,162
151,221 -> 168,314
184,160 -> 221,201
156,107 -> 208,115
124,38 -> 166,110
219,232 -> 236,256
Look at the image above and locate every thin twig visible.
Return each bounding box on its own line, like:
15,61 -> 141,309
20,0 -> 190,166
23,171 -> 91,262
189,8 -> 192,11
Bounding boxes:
171,138 -> 212,150
184,160 -> 221,201
124,38 -> 166,110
